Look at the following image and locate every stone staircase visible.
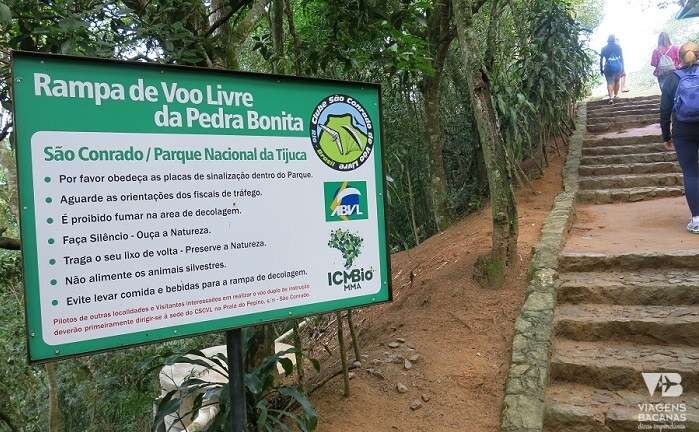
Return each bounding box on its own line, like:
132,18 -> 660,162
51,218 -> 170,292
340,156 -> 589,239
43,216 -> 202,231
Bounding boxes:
544,255 -> 699,431
543,96 -> 699,432
578,95 -> 685,204
586,97 -> 663,133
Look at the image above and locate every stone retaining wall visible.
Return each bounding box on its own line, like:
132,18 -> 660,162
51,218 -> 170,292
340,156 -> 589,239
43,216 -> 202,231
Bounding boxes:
499,104 -> 586,432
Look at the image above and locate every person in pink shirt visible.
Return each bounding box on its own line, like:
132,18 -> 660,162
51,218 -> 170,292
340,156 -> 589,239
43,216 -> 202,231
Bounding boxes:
651,32 -> 682,90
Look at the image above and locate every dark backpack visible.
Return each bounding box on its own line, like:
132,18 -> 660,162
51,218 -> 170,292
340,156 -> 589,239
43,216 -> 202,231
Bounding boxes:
673,68 -> 699,122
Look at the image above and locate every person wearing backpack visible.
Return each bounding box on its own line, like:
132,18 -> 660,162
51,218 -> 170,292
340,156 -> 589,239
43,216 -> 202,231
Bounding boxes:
660,42 -> 699,234
651,32 -> 681,90
600,34 -> 625,104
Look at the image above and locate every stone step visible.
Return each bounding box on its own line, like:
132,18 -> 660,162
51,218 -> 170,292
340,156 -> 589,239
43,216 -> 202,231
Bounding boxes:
582,143 -> 666,156
580,152 -> 676,166
577,185 -> 684,204
588,99 -> 659,110
559,270 -> 699,305
587,113 -> 659,127
554,304 -> 699,346
588,106 -> 660,119
587,102 -> 660,113
588,119 -> 658,134
560,251 -> 699,272
587,95 -> 660,108
587,103 -> 661,116
579,173 -> 682,190
584,134 -> 663,147
579,162 -> 681,176
550,339 -> 699,391
544,383 -> 699,432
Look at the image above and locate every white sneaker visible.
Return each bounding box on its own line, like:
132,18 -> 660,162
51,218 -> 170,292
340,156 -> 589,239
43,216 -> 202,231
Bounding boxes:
687,220 -> 699,234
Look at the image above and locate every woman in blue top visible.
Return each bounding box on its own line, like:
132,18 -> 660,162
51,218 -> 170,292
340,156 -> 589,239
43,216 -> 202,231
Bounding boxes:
600,34 -> 625,104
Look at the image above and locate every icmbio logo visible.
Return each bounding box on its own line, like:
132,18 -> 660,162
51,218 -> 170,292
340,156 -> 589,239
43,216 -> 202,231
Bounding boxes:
324,181 -> 368,222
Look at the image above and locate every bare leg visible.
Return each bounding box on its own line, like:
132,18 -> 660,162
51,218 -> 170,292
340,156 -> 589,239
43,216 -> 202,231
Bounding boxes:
613,78 -> 621,97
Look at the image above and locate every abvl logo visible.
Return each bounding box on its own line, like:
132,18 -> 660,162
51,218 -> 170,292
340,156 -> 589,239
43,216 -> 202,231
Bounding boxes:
642,372 -> 683,397
331,187 -> 363,218
324,181 -> 369,222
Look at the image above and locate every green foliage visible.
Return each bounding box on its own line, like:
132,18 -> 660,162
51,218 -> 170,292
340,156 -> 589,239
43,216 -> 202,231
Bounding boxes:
0,251 -> 39,432
147,347 -> 318,431
488,0 -> 594,170
571,0 -> 604,30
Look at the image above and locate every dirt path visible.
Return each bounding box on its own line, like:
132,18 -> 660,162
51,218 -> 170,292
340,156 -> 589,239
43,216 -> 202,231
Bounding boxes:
311,153 -> 565,432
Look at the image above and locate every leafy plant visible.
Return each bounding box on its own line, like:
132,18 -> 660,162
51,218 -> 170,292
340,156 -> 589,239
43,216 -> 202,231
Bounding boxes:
147,347 -> 318,432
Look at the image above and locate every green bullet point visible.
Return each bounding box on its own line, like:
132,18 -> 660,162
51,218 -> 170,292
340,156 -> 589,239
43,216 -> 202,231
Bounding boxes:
47,217 -> 54,224
51,300 -> 58,306
44,177 -> 51,183
50,279 -> 57,286
48,238 -> 55,245
49,259 -> 56,265
45,197 -> 53,204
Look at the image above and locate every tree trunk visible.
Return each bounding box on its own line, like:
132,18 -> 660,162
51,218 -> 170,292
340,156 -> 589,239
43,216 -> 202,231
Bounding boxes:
336,312 -> 350,397
271,0 -> 284,73
452,0 -> 518,288
284,0 -> 303,75
228,0 -> 273,70
46,362 -> 61,432
406,169 -> 420,246
484,0 -> 499,72
446,57 -> 489,191
346,310 -> 361,363
421,77 -> 451,232
292,319 -> 305,393
244,325 -> 275,372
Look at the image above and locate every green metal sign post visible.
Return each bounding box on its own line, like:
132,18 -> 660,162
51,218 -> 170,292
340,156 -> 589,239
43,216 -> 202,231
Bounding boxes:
226,329 -> 246,431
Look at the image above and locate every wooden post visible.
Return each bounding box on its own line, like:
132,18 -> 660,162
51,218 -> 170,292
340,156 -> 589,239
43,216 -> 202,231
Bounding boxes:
336,312 -> 350,397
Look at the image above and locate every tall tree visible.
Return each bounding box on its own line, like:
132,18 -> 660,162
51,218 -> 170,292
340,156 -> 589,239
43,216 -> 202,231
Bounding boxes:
452,0 -> 518,287
420,0 -> 455,231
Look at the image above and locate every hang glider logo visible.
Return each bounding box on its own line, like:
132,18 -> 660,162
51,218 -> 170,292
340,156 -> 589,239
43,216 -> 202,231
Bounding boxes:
310,94 -> 375,171
642,372 -> 683,397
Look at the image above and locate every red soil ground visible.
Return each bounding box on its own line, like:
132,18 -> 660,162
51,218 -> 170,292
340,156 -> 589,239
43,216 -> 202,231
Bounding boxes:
309,153 -> 565,432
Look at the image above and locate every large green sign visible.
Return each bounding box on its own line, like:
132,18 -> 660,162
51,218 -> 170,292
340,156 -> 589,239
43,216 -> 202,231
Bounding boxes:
12,52 -> 391,363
